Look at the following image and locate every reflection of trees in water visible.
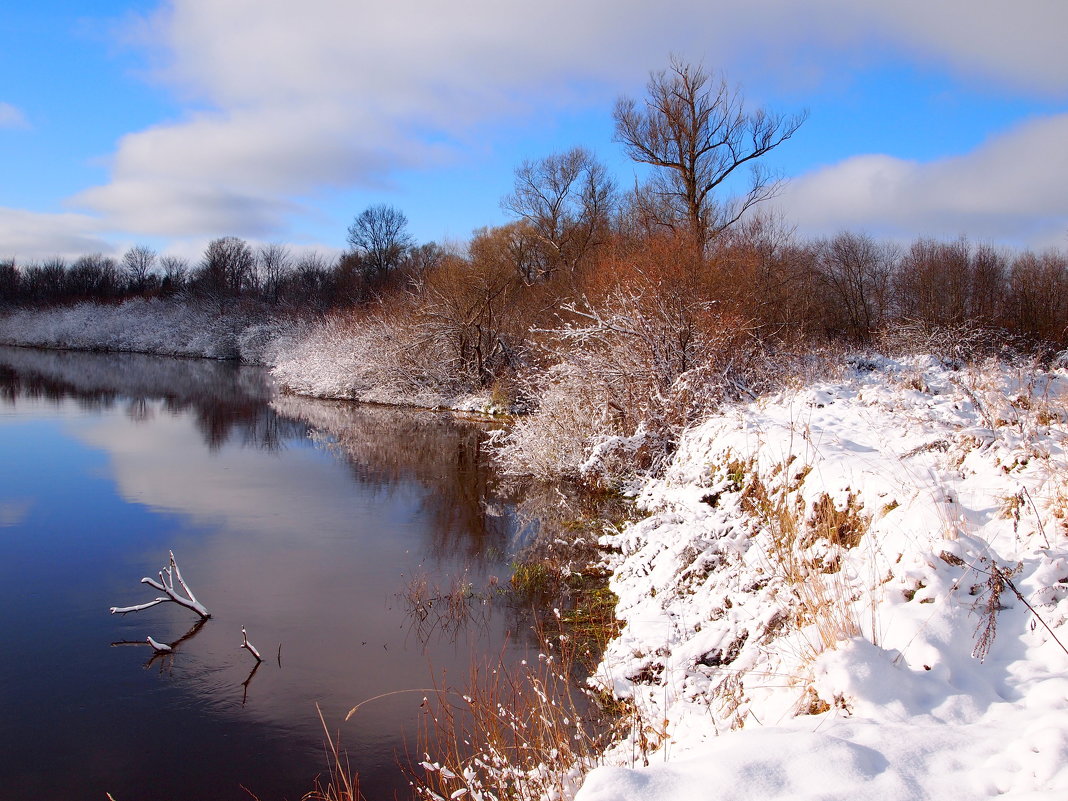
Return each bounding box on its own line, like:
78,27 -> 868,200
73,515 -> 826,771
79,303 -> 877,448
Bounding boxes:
272,395 -> 519,563
0,345 -> 304,451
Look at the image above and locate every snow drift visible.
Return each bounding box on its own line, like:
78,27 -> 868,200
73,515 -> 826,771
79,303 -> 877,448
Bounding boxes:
578,355 -> 1068,800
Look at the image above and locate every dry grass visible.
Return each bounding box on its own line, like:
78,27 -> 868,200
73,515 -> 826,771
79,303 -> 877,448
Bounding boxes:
402,569 -> 498,642
301,706 -> 363,801
407,631 -> 644,801
406,494 -> 635,801
738,459 -> 867,657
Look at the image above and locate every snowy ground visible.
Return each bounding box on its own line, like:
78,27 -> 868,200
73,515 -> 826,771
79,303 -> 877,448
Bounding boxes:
577,355 -> 1068,800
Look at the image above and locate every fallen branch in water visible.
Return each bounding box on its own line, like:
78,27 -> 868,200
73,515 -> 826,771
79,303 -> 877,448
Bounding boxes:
109,551 -> 211,619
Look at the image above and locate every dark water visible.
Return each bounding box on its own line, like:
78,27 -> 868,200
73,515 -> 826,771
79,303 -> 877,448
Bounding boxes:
0,346 -> 536,801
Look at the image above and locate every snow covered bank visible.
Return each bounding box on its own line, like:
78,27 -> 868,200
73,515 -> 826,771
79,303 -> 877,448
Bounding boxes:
578,355 -> 1068,800
269,313 -> 507,413
0,302 -> 507,412
0,300 -> 289,363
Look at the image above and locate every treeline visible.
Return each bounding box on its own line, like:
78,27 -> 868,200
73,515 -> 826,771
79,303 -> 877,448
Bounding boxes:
3,225 -> 1065,348
0,235 -> 447,312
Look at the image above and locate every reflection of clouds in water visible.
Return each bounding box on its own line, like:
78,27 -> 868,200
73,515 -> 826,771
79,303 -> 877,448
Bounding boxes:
74,398 -> 519,747
272,394 -> 515,561
0,498 -> 32,527
73,403 -> 388,547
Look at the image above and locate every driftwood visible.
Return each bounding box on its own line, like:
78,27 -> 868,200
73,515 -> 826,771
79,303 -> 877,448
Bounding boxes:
109,551 -> 211,619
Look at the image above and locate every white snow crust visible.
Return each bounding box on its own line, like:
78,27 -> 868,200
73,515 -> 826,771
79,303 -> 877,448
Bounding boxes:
578,355 -> 1068,800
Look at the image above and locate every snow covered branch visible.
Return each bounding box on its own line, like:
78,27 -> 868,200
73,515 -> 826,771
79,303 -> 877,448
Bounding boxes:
109,551 -> 211,619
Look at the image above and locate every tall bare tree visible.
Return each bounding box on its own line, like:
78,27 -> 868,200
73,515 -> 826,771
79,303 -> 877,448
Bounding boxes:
0,260 -> 18,305
159,255 -> 189,294
198,236 -> 255,307
816,232 -> 895,342
614,58 -> 806,245
257,243 -> 292,303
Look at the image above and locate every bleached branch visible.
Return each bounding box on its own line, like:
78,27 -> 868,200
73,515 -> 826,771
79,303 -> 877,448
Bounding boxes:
241,627 -> 263,663
109,551 -> 211,619
109,598 -> 169,614
146,636 -> 173,653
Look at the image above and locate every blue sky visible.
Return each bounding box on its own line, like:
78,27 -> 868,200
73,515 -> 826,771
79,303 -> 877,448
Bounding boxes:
2,0 -> 1067,262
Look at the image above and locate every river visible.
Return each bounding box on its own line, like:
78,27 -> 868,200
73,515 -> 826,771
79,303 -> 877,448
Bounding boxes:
0,345 -> 538,800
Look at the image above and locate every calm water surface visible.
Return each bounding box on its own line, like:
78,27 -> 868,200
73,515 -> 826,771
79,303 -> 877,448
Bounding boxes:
0,346 -> 536,800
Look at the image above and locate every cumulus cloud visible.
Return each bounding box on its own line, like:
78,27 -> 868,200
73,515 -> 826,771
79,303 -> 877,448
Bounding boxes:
0,208 -> 114,261
777,113 -> 1068,247
0,102 -> 30,130
73,0 -> 1068,240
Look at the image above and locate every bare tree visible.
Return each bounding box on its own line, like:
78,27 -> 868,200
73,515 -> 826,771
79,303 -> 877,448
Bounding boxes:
159,255 -> 189,295
614,58 -> 806,244
197,236 -> 255,307
346,204 -> 415,280
502,147 -> 615,279
67,253 -> 119,299
0,259 -> 18,305
257,242 -> 292,303
121,245 -> 158,293
816,232 -> 895,342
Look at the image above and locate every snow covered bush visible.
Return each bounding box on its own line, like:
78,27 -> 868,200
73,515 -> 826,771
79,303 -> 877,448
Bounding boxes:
497,284 -> 824,488
271,304 -> 473,406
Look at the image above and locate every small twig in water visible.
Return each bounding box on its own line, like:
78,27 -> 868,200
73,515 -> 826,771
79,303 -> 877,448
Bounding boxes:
241,627 -> 264,663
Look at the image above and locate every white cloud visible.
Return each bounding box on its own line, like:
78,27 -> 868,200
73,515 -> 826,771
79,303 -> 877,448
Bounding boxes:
859,0 -> 1068,93
777,113 -> 1068,247
0,208 -> 114,261
0,102 -> 30,130
71,0 -> 1068,241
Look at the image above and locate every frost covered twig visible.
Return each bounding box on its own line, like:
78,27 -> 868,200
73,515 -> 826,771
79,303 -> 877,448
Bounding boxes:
109,551 -> 211,619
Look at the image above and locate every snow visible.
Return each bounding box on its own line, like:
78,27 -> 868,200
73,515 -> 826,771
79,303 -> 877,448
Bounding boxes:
0,299 -> 288,363
576,355 -> 1068,800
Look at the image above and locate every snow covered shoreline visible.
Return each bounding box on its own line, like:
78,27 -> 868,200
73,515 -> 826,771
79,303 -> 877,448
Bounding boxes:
0,302 -> 506,413
0,300 -> 286,363
576,355 -> 1068,800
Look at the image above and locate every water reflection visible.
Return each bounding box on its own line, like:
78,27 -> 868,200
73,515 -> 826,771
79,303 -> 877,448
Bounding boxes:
0,344 -> 293,451
274,395 -> 520,562
0,346 -> 535,801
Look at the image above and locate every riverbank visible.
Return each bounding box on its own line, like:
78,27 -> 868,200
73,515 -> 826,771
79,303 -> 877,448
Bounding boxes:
0,301 -> 508,413
575,354 -> 1068,800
